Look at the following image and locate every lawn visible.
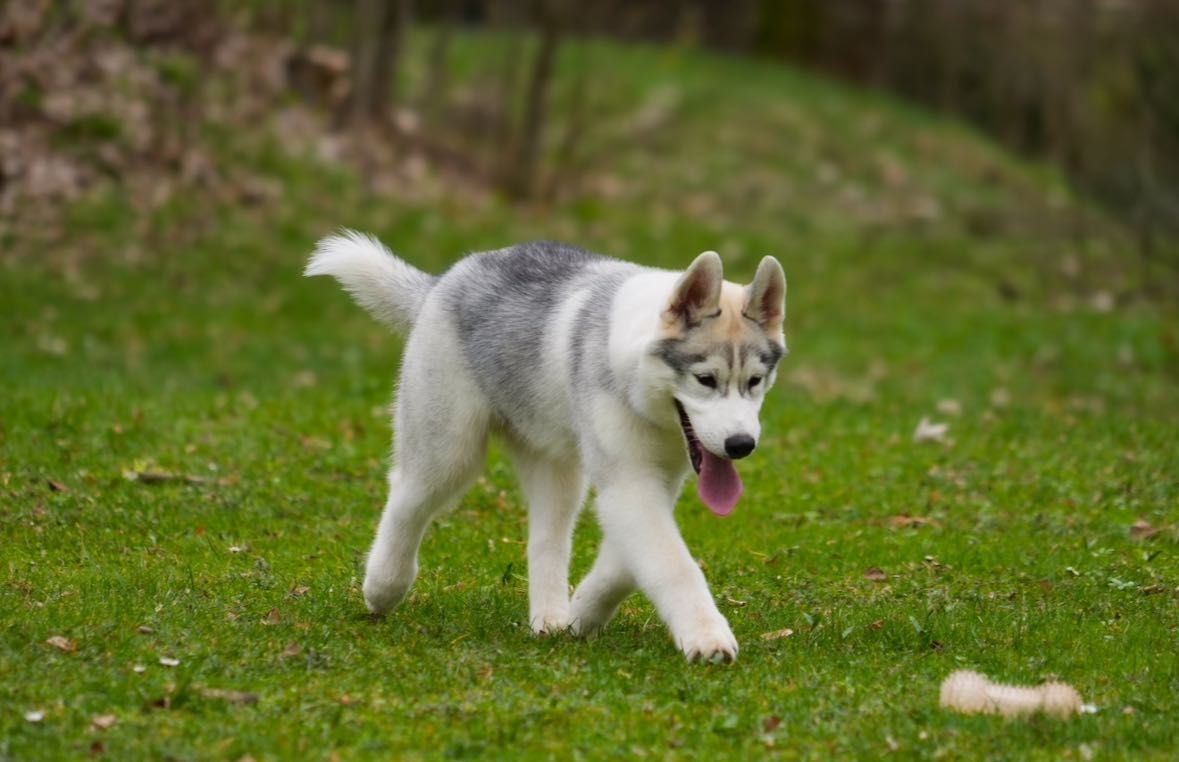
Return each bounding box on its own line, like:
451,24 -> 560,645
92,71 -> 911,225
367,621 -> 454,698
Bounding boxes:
2,37 -> 1178,760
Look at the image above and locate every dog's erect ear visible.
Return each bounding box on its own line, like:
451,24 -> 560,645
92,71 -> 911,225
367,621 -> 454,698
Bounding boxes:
664,251 -> 724,327
744,256 -> 787,332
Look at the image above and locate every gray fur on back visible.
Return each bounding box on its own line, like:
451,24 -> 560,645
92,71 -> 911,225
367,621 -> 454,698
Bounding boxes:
441,241 -> 636,431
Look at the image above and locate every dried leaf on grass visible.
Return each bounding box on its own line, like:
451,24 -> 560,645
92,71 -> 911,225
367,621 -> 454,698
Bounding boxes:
122,468 -> 216,486
760,628 -> 794,641
1130,519 -> 1162,540
864,567 -> 888,582
46,635 -> 77,652
91,714 -> 117,731
889,514 -> 935,529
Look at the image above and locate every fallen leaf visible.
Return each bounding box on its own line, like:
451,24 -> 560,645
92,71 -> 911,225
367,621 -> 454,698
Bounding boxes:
199,687 -> 259,705
46,635 -> 77,652
760,628 -> 794,641
889,514 -> 933,529
869,620 -> 884,630
91,714 -> 117,730
1130,519 -> 1161,540
289,585 -> 310,598
47,479 -> 69,492
762,715 -> 782,733
281,642 -> 302,658
136,625 -> 154,634
338,694 -> 356,706
123,469 -> 213,485
159,656 -> 180,667
864,567 -> 888,582
913,417 -> 950,444
262,608 -> 282,625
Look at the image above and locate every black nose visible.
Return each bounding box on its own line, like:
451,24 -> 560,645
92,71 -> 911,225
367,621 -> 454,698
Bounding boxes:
724,434 -> 756,459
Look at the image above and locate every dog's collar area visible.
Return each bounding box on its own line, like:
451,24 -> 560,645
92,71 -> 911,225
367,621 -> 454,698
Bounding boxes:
674,399 -> 704,474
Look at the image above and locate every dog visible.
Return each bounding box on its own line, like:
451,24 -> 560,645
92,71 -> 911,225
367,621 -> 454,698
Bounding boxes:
306,233 -> 787,662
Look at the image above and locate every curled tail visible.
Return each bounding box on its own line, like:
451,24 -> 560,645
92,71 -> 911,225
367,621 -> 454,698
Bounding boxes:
305,230 -> 436,332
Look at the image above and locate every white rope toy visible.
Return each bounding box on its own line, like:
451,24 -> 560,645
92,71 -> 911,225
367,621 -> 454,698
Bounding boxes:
940,670 -> 1082,717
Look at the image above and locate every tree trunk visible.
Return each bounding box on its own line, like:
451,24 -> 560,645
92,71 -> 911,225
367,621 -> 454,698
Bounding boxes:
349,0 -> 410,126
420,12 -> 454,128
504,3 -> 563,199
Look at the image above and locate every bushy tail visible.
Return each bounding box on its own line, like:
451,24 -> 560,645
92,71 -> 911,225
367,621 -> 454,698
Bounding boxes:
305,230 -> 436,332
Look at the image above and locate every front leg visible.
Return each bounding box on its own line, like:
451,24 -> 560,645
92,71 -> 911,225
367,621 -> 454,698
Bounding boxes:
576,476 -> 738,663
569,536 -> 634,636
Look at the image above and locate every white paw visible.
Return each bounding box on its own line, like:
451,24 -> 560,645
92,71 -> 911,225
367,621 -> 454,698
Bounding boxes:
568,602 -> 614,637
530,611 -> 571,636
677,621 -> 739,664
362,572 -> 413,615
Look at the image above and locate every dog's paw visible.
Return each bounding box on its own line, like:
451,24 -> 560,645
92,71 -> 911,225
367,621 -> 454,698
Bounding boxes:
677,622 -> 739,664
362,574 -> 412,615
530,613 -> 572,637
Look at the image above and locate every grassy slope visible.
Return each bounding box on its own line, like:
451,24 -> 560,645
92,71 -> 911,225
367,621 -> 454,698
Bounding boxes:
2,36 -> 1178,760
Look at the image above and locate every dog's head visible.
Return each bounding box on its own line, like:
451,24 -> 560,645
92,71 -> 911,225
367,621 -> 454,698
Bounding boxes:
651,251 -> 787,515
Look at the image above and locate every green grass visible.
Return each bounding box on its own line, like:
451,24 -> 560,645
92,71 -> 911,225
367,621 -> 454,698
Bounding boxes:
3,36 -> 1179,760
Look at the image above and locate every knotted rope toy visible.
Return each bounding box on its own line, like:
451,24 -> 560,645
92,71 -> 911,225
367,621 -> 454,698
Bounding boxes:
940,670 -> 1082,717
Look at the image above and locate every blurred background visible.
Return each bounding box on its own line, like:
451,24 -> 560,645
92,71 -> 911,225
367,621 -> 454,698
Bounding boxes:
2,0 -> 1178,274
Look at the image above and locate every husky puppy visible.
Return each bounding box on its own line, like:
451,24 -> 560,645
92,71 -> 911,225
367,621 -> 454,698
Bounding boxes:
306,233 -> 786,662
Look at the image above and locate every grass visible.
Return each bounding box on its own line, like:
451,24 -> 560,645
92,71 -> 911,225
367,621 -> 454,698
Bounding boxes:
2,35 -> 1179,760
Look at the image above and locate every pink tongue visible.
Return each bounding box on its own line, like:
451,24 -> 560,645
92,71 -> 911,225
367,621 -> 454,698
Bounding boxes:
698,450 -> 743,516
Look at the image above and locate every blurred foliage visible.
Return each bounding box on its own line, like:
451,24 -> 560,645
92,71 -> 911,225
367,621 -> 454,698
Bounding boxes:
744,0 -> 1179,261
3,0 -> 1178,278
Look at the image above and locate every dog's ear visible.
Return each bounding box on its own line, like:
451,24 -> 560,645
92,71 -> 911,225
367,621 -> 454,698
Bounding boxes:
744,256 -> 786,333
664,251 -> 724,327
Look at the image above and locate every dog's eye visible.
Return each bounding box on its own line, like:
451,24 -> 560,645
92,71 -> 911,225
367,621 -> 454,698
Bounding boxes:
694,374 -> 717,389
749,376 -> 762,389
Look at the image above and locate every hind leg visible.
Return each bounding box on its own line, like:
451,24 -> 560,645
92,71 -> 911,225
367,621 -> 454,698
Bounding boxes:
362,315 -> 490,614
509,447 -> 586,634
363,458 -> 484,614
